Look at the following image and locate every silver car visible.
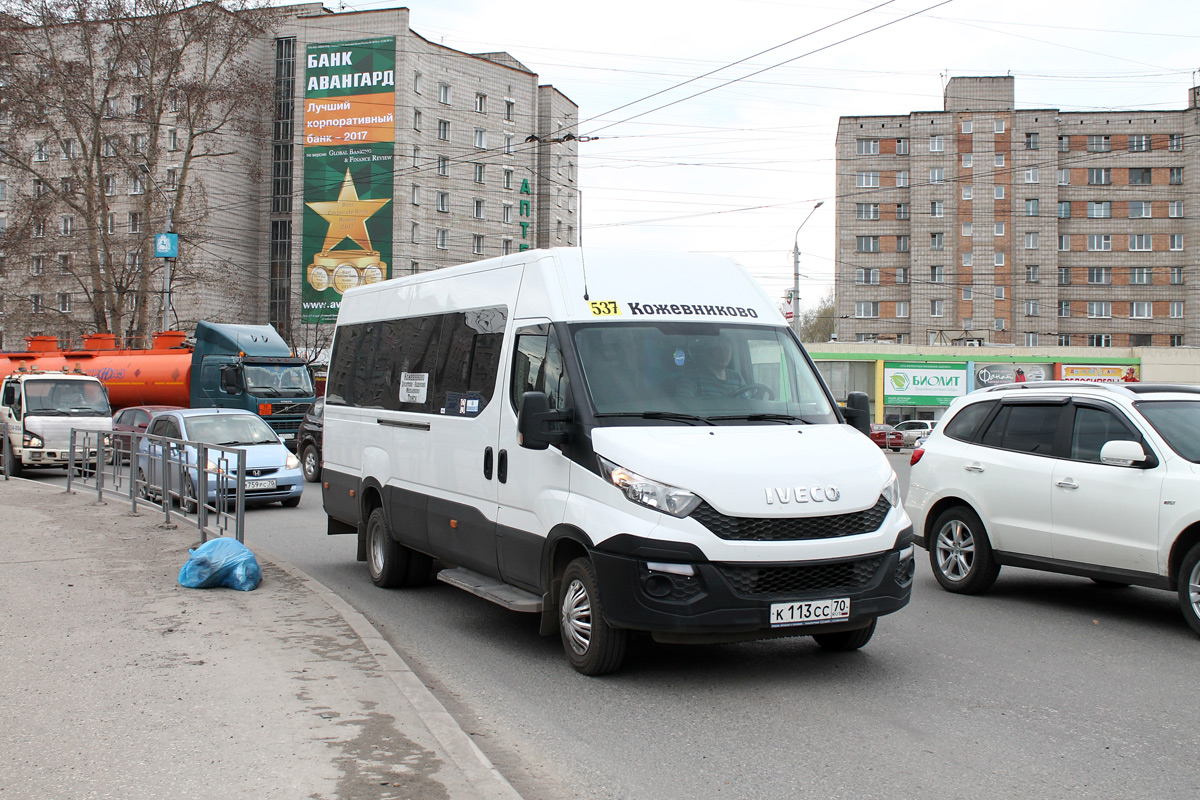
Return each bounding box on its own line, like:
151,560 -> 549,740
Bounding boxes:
893,419 -> 936,447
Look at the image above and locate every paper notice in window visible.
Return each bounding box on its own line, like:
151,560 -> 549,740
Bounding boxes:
400,372 -> 428,404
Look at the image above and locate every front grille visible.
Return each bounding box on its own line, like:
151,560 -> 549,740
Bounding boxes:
270,402 -> 312,417
690,496 -> 890,542
718,556 -> 883,597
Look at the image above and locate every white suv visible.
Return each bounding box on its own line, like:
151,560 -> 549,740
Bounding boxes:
894,419 -> 936,448
906,381 -> 1200,636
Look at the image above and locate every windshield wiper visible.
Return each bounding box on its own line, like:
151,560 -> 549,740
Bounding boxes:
254,387 -> 282,397
594,411 -> 714,426
708,413 -> 812,424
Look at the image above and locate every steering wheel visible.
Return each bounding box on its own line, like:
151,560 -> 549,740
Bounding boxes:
729,382 -> 775,399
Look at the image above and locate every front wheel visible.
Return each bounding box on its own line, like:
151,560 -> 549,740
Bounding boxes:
281,496 -> 301,508
559,557 -> 628,676
813,618 -> 877,651
929,505 -> 1000,594
301,445 -> 320,483
180,478 -> 198,513
1178,542 -> 1200,637
365,507 -> 433,588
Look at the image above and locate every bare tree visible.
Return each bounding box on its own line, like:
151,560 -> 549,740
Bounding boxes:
0,0 -> 278,347
796,289 -> 836,344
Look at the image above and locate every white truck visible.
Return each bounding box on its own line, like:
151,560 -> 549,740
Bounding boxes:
322,248 -> 915,674
1,368 -> 113,478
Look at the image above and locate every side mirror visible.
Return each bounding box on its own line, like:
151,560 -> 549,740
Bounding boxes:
842,391 -> 871,436
517,391 -> 570,450
1100,439 -> 1148,467
220,365 -> 244,395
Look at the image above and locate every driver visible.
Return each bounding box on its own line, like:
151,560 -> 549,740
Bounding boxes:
678,336 -> 745,397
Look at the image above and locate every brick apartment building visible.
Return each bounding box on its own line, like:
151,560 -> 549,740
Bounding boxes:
835,76 -> 1199,348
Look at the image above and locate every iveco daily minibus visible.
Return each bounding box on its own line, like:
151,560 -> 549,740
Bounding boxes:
322,248 -> 913,674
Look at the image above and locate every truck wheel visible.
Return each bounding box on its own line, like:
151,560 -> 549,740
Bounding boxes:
813,618 -> 877,651
366,507 -> 433,588
930,505 -> 1000,594
301,444 -> 320,483
559,557 -> 628,676
1179,541 -> 1200,637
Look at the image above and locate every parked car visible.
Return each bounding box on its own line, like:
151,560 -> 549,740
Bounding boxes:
870,423 -> 903,452
905,381 -> 1200,636
110,405 -> 184,463
893,419 -> 936,447
137,408 -> 303,509
297,395 -> 324,483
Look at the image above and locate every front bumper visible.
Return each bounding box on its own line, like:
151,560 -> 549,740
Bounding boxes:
590,533 -> 914,642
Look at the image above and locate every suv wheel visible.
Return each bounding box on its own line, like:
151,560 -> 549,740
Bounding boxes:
1179,541 -> 1200,636
930,505 -> 1001,594
301,444 -> 320,483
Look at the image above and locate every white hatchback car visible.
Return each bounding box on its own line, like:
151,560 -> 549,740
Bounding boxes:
906,381 -> 1200,636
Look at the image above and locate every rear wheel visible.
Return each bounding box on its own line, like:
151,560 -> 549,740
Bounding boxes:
301,444 -> 320,483
930,505 -> 1001,594
559,557 -> 628,676
137,468 -> 152,501
365,507 -> 433,588
1179,542 -> 1200,637
813,618 -> 877,651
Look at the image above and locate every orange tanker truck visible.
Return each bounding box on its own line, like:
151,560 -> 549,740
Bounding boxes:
0,321 -> 316,449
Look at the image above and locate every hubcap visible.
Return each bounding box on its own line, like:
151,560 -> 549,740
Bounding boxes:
369,524 -> 385,577
561,578 -> 592,655
1189,560 -> 1200,618
935,519 -> 976,581
304,450 -> 317,476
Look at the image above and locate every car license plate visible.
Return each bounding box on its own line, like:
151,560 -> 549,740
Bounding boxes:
246,479 -> 276,490
770,598 -> 850,627
280,433 -> 294,440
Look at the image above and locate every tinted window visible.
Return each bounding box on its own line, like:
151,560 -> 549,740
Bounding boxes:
944,400 -> 997,442
979,403 -> 1062,454
1136,400 -> 1200,462
511,325 -> 571,413
1069,405 -> 1138,463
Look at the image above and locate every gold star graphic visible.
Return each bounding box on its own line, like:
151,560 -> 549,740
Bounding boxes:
306,171 -> 391,253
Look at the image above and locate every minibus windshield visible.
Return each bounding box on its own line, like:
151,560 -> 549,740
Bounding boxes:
573,322 -> 838,425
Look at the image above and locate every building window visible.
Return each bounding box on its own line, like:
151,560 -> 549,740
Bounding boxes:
103,175 -> 116,196
1058,168 -> 1070,185
1024,230 -> 1040,248
1088,168 -> 1111,186
475,164 -> 485,184
995,153 -> 1005,167
995,286 -> 1006,300
1171,167 -> 1184,185
1058,201 -> 1071,219
1087,234 -> 1111,252
929,167 -> 944,184
931,299 -> 944,317
505,101 -> 514,121
1087,302 -> 1112,319
1088,201 -> 1111,219
130,175 -> 144,194
413,109 -> 422,130
474,128 -> 486,149
31,256 -> 44,275
438,83 -> 451,104
128,212 -> 141,233
1129,201 -> 1152,219
896,301 -> 909,318
962,185 -> 973,201
1169,134 -> 1183,151
962,153 -> 973,168
961,120 -> 973,134
856,139 -> 879,155
1058,235 -> 1070,252
896,203 -> 910,220
1170,301 -> 1184,318
1025,265 -> 1040,283
411,184 -> 420,205
436,192 -> 449,212
1088,266 -> 1112,284
929,135 -> 943,152
1058,135 -> 1070,152
60,216 -> 73,235
1024,167 -> 1039,184
437,156 -> 449,176
1025,199 -> 1039,216
473,234 -> 484,255
505,135 -> 514,155
896,267 -> 910,284
961,317 -> 974,330
1129,168 -> 1152,185
896,170 -> 909,187
57,292 -> 70,313
1170,266 -> 1184,285
1131,301 -> 1152,319
502,203 -> 513,223
856,203 -> 880,220
1129,134 -> 1152,152
1058,301 -> 1071,317
410,222 -> 419,243
1131,267 -> 1152,285
962,252 -> 974,266
1058,334 -> 1072,346
1058,266 -> 1071,285
436,228 -> 449,249
437,119 -> 450,140
1087,135 -> 1111,152
994,185 -> 1005,199
165,169 -> 177,190
962,287 -> 973,301
856,236 -> 879,253
30,294 -> 42,314
930,265 -> 944,283
1171,334 -> 1184,347
931,201 -> 943,218
995,222 -> 1005,236
896,234 -> 910,252
855,268 -> 880,285
1169,200 -> 1183,218
994,119 -> 1005,133
1088,334 -> 1112,347
1024,132 -> 1039,149
994,252 -> 1005,266
855,302 -> 879,318
1025,300 -> 1039,316
504,169 -> 514,190
856,172 -> 879,188
930,232 -> 944,250
895,138 -> 909,155
962,222 -> 973,237
1129,234 -> 1152,251
1024,332 -> 1039,347
106,213 -> 115,234
993,318 -> 1005,331
1170,233 -> 1184,251
474,199 -> 485,219
475,93 -> 487,113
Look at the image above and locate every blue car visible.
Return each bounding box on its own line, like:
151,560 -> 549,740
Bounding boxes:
137,408 -> 304,509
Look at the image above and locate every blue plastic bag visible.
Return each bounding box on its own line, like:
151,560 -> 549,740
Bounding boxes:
178,538 -> 262,591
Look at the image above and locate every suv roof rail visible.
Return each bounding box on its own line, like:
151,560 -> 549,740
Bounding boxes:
979,380 -> 1122,393
1122,383 -> 1200,395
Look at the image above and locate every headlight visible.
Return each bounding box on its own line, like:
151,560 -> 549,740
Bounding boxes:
882,472 -> 901,507
286,454 -> 300,470
23,433 -> 43,448
205,459 -> 226,474
597,456 -> 701,518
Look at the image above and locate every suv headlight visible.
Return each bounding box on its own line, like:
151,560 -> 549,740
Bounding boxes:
882,472 -> 901,507
598,456 -> 701,518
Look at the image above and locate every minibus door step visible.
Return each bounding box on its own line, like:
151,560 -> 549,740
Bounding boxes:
437,567 -> 543,613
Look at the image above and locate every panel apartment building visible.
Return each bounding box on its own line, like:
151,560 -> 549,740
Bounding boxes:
835,76 -> 1199,348
0,3 -> 579,350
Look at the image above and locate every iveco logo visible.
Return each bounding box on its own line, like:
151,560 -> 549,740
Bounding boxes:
765,485 -> 841,504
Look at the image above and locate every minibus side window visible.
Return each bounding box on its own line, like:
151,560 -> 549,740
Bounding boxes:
511,327 -> 570,414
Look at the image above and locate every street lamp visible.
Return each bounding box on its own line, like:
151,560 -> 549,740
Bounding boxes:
791,201 -> 824,335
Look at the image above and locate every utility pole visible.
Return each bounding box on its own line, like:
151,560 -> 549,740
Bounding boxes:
791,201 -> 824,335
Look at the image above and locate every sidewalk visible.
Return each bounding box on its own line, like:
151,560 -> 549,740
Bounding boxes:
0,477 -> 523,800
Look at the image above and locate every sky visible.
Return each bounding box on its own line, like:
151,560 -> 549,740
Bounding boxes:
305,0 -> 1200,312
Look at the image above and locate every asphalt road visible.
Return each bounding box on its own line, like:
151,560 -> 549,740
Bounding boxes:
22,451 -> 1200,799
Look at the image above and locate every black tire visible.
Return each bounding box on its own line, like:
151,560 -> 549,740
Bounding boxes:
1178,542 -> 1200,637
929,505 -> 1001,594
301,444 -> 321,483
890,447 -> 901,453
365,507 -> 433,588
559,557 -> 628,676
180,478 -> 198,513
813,618 -> 877,651
281,496 -> 301,508
137,468 -> 152,501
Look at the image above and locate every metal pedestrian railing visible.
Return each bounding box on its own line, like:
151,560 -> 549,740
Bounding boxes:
65,428 -> 248,543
